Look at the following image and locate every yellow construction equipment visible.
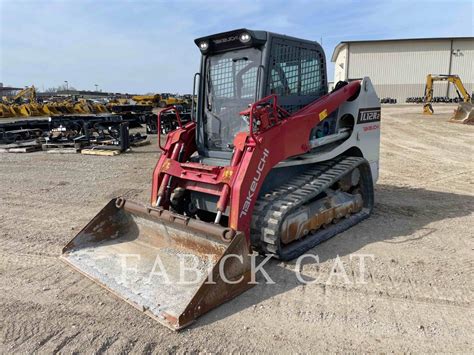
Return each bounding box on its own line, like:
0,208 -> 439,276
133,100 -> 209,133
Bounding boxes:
133,93 -> 185,108
106,97 -> 131,111
40,102 -> 62,115
8,105 -> 23,117
58,100 -> 77,114
132,94 -> 160,106
91,101 -> 109,113
1,86 -> 37,118
158,93 -> 185,108
0,85 -> 111,118
71,98 -> 92,114
11,86 -> 38,104
109,97 -> 130,105
423,74 -> 473,124
0,103 -> 15,118
20,103 -> 42,117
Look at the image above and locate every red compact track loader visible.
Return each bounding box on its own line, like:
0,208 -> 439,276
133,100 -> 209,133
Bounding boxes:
62,29 -> 381,330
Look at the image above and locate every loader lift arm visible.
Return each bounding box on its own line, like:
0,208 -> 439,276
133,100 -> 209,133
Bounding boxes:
151,80 -> 362,237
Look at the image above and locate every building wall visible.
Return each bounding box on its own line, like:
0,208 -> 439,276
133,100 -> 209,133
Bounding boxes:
334,45 -> 348,84
449,39 -> 474,96
333,38 -> 474,102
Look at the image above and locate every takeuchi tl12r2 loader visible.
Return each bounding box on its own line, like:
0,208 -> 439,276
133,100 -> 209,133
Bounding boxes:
62,29 -> 381,330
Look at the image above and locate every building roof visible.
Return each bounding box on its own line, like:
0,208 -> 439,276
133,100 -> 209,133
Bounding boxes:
0,86 -> 23,91
331,36 -> 474,62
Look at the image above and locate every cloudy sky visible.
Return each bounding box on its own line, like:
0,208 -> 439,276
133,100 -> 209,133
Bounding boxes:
1,0 -> 472,93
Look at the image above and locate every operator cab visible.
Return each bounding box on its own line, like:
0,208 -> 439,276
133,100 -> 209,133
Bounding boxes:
194,29 -> 328,161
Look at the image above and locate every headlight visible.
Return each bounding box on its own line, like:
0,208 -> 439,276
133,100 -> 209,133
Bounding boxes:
239,32 -> 251,43
199,41 -> 209,50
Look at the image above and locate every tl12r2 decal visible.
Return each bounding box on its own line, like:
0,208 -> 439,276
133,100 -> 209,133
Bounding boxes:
357,108 -> 381,124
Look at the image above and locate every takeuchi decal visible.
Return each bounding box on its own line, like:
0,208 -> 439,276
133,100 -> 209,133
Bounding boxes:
213,36 -> 239,44
240,148 -> 270,218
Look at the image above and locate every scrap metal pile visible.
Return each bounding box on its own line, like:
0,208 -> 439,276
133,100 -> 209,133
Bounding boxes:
0,106 -> 193,153
0,113 -> 149,153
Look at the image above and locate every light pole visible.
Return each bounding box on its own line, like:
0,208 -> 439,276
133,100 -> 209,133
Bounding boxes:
94,84 -> 98,92
64,80 -> 69,94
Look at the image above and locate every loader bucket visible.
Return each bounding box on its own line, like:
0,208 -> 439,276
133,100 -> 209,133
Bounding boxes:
61,198 -> 253,330
9,105 -> 22,117
42,104 -> 60,115
0,104 -> 14,118
449,102 -> 474,125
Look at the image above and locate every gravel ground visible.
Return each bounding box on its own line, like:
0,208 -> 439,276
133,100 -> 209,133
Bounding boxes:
0,105 -> 472,353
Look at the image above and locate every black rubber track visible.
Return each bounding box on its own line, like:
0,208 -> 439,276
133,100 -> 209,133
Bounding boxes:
251,156 -> 374,261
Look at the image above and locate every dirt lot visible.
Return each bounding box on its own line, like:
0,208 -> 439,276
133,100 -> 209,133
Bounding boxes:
0,105 -> 472,353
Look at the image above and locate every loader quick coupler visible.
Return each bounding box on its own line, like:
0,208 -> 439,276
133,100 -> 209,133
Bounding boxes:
115,198 -> 236,243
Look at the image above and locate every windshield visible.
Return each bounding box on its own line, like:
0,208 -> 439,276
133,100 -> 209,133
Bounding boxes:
204,48 -> 261,151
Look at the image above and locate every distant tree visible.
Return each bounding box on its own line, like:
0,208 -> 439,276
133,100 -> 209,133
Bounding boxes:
44,84 -> 77,93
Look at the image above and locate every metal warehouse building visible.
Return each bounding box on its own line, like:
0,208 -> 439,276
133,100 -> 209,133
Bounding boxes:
331,37 -> 474,102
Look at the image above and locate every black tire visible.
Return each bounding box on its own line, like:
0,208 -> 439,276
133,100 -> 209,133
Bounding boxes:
332,80 -> 348,92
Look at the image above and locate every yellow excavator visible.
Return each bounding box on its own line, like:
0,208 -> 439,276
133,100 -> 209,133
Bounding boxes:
4,86 -> 43,117
11,86 -> 37,103
423,74 -> 473,124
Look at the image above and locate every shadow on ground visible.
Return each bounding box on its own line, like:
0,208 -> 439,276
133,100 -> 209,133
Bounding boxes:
194,184 -> 474,328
